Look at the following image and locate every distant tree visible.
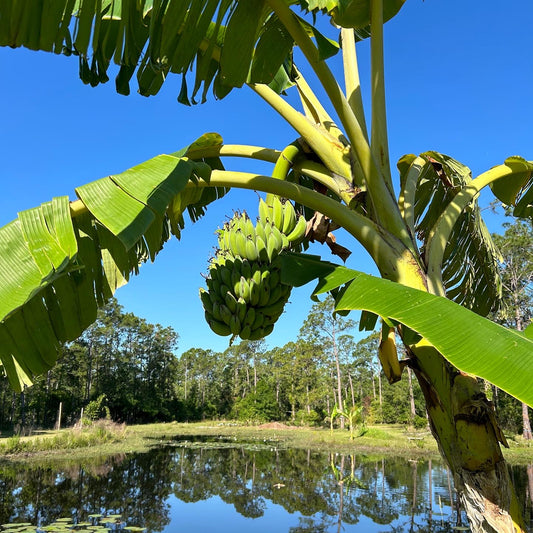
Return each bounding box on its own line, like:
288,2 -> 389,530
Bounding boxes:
299,296 -> 356,428
493,220 -> 533,440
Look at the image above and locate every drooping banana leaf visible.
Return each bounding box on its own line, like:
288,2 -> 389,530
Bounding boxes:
0,0 -> 339,102
0,133 -> 224,391
489,156 -> 533,219
280,252 -> 533,408
398,151 -> 502,317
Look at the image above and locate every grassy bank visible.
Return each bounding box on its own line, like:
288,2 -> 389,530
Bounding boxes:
1,421 -> 532,464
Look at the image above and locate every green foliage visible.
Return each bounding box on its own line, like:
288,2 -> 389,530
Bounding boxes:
294,409 -> 323,427
231,381 -> 280,423
413,416 -> 428,430
84,394 -> 110,422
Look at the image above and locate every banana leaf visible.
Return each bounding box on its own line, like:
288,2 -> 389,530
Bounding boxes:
0,0 -> 340,102
398,151 -> 502,317
0,133 -> 224,391
280,252 -> 533,408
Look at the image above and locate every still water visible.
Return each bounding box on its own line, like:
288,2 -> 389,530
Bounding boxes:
0,438 -> 532,532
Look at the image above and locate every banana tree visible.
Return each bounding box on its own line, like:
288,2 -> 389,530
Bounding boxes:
1,1 -> 533,531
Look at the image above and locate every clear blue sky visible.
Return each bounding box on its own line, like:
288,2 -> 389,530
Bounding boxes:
0,0 -> 531,356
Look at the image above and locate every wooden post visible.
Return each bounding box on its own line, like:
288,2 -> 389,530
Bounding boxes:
55,401 -> 62,430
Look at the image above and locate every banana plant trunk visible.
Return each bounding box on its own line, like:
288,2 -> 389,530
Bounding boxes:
386,253 -> 526,532
410,341 -> 524,532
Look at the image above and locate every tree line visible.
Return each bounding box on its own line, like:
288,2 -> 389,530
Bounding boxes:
0,221 -> 531,438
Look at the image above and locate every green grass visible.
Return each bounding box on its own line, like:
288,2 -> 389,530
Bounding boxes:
1,420 -> 531,465
0,420 -> 127,457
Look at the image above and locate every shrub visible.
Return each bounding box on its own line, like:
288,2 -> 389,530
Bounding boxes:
295,409 -> 323,427
231,382 -> 280,423
413,415 -> 428,429
84,394 -> 111,421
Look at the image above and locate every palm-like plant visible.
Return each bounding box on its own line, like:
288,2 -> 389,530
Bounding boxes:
1,1 -> 533,530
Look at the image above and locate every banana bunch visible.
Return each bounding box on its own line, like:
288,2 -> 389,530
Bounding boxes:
216,200 -> 306,264
200,257 -> 291,340
258,196 -> 307,245
200,199 -> 306,341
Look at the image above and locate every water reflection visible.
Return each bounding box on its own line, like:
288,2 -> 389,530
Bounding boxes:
0,444 -> 531,532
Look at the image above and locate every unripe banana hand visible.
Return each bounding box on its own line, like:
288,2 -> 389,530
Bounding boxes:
200,207 -> 304,342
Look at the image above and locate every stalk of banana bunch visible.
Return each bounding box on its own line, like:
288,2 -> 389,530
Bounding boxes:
199,197 -> 307,342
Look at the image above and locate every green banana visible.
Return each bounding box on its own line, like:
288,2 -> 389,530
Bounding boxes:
239,277 -> 251,303
240,325 -> 252,340
281,200 -> 297,235
286,215 -> 307,243
212,302 -> 224,322
261,269 -> 271,283
252,310 -> 264,330
229,227 -> 239,255
258,198 -> 271,224
199,288 -> 213,310
269,268 -> 280,287
259,280 -> 271,307
219,303 -> 233,325
243,307 -> 256,328
252,267 -> 262,287
249,279 -> 260,306
241,260 -> 252,280
231,266 -> 241,293
220,265 -> 232,288
201,207 -> 301,341
236,297 -> 247,323
245,237 -> 259,261
263,324 -> 274,336
271,196 -> 283,229
234,229 -> 248,258
255,220 -> 267,242
229,314 -> 241,335
248,327 -> 265,341
206,277 -> 218,294
270,225 -> 284,252
261,297 -> 287,319
223,226 -> 232,250
255,236 -> 268,263
224,290 -> 238,313
206,316 -> 232,336
266,236 -> 279,262
244,216 -> 255,239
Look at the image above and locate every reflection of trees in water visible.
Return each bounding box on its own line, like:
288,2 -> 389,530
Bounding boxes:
0,452 -> 175,531
509,462 -> 533,531
0,446 -> 531,531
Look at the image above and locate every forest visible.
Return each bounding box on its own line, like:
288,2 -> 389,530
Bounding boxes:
1,220 -> 530,439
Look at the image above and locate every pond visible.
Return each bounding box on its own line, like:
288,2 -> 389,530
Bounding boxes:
0,438 -> 531,532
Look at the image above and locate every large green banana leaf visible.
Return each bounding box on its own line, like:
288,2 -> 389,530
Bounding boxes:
398,152 -> 502,317
0,0 -> 342,102
0,133 -> 225,392
281,252 -> 533,408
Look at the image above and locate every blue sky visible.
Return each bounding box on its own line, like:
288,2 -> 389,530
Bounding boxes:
0,0 -> 531,356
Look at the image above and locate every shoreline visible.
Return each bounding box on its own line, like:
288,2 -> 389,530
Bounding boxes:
0,421 -> 531,465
